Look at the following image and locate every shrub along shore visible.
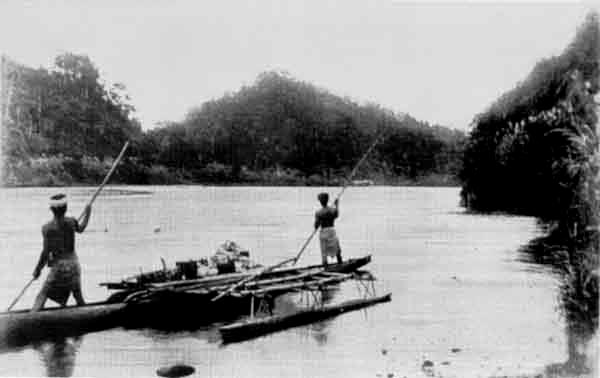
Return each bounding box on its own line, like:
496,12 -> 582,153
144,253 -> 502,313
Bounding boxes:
5,154 -> 460,187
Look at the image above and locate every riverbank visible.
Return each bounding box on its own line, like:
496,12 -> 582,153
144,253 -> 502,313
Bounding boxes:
519,225 -> 599,377
3,156 -> 460,188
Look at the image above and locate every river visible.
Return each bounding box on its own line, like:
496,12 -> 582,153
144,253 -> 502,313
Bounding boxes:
0,186 -> 596,377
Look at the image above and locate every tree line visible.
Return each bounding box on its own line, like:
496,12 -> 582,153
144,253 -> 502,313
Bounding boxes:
2,57 -> 465,187
460,12 -> 599,239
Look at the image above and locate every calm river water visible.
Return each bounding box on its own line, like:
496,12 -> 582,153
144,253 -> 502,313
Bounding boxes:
0,186 -> 596,377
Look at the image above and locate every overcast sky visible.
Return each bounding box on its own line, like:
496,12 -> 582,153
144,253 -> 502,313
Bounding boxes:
0,1 -> 596,130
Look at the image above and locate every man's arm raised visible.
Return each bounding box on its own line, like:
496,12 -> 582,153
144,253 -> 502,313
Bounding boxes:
76,205 -> 92,233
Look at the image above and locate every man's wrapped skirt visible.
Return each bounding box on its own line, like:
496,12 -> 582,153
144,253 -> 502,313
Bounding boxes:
42,258 -> 81,306
319,227 -> 341,259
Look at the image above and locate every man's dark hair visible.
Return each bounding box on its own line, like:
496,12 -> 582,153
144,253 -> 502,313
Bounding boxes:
49,193 -> 67,217
51,205 -> 67,217
318,192 -> 329,206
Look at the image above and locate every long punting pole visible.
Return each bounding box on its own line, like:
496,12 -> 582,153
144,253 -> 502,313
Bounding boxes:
78,141 -> 130,223
212,132 -> 384,302
6,278 -> 35,311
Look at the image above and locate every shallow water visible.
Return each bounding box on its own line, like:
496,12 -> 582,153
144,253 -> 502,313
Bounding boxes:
0,186 -> 594,377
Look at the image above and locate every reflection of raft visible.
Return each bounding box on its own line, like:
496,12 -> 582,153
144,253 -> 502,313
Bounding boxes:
0,256 -> 372,346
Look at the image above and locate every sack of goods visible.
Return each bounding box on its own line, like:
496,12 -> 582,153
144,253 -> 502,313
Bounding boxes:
211,240 -> 260,274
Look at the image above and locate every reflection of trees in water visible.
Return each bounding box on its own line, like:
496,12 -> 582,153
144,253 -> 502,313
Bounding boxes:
520,229 -> 598,376
33,336 -> 83,377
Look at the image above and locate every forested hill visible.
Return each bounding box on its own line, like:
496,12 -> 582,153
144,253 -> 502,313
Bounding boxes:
1,55 -> 465,186
460,12 -> 599,233
1,54 -> 143,186
134,71 -> 465,185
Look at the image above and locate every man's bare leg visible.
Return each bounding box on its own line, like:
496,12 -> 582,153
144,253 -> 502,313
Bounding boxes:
72,285 -> 85,306
32,290 -> 48,312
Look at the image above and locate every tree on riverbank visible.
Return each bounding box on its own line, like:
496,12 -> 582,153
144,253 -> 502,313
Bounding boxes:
1,53 -> 142,185
460,12 -> 599,235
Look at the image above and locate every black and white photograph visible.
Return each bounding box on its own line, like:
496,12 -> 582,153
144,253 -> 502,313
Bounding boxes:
0,1 -> 598,377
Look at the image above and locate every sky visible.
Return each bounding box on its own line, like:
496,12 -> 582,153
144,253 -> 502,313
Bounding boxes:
0,1 -> 597,131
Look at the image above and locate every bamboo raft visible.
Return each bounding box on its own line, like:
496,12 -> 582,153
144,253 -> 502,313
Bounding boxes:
113,255 -> 374,329
0,255 -> 373,346
102,255 -> 372,303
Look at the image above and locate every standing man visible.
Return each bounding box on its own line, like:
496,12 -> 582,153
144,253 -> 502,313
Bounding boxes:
314,192 -> 343,266
32,194 -> 92,311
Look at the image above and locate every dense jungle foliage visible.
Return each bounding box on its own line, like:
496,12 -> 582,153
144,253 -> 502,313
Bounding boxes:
461,12 -> 599,237
1,56 -> 464,186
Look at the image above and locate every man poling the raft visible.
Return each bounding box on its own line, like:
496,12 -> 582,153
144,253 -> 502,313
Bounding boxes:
29,143 -> 130,311
291,129 -> 384,266
31,194 -> 92,311
314,192 -> 342,266
4,141 -> 130,313
211,131 -> 384,302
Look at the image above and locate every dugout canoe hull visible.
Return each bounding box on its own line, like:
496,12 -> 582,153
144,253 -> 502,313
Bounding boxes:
0,301 -> 127,348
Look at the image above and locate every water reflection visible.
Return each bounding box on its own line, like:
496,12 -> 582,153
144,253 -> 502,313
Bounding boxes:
33,336 -> 82,377
308,319 -> 332,346
138,324 -> 223,346
519,229 -> 599,376
0,286 -> 343,376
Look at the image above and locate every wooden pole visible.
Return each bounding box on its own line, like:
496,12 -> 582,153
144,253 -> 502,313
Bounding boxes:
211,257 -> 296,302
292,229 -> 319,264
333,133 -> 383,201
7,277 -> 35,311
78,141 -> 129,223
